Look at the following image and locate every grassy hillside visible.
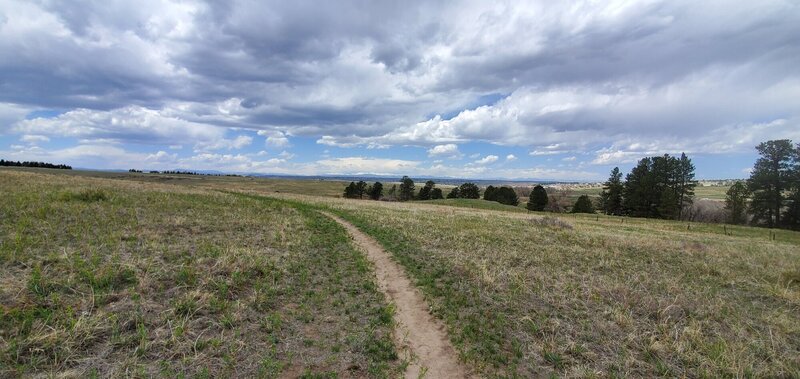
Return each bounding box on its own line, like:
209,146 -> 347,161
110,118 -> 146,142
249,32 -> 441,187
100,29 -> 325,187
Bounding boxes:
2,168 -> 797,377
426,198 -> 528,213
0,170 -> 399,377
278,195 -> 800,377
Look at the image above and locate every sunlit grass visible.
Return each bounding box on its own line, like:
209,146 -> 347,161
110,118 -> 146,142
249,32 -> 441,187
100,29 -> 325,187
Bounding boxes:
0,170 -> 399,377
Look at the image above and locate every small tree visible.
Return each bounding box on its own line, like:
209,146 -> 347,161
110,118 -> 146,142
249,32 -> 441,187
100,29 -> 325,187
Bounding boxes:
747,140 -> 796,227
493,186 -> 519,206
398,176 -> 415,201
571,195 -> 595,213
446,187 -> 460,199
343,182 -> 357,198
483,185 -> 497,201
417,180 -> 435,200
724,181 -> 749,224
369,181 -> 383,200
430,188 -> 444,199
527,185 -> 548,211
355,181 -> 368,199
458,183 -> 480,199
599,167 -> 624,215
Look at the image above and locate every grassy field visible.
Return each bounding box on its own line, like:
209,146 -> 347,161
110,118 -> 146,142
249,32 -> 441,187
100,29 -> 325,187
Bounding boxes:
7,167 -> 350,198
2,168 -> 798,378
0,169 -> 399,377
265,194 -> 800,377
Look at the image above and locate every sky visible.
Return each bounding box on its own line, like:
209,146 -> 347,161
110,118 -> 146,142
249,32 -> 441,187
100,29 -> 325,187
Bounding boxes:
1,0 -> 799,181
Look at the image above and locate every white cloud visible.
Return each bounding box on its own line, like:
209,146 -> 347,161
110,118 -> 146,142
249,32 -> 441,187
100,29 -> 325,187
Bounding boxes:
315,157 -> 421,175
474,155 -> 499,165
14,106 -> 226,146
194,135 -> 253,152
20,134 -> 50,144
506,154 -> 517,162
277,151 -> 295,159
427,143 -> 462,159
145,150 -> 177,162
258,130 -> 290,148
562,156 -> 577,162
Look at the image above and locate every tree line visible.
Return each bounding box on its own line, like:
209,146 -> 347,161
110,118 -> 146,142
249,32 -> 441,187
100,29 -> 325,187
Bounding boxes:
595,153 -> 697,220
724,139 -> 800,230
344,177 -> 487,202
0,159 -> 72,170
343,176 -> 599,214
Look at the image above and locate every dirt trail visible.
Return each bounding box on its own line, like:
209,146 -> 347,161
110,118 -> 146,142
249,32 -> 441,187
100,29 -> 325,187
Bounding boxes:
321,212 -> 474,379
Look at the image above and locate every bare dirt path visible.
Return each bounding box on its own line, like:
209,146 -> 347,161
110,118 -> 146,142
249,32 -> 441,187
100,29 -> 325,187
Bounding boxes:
321,212 -> 474,379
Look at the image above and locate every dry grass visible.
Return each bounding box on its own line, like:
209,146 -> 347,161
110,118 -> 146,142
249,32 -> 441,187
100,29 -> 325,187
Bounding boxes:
3,169 -> 798,378
0,170 -> 399,377
266,193 -> 800,378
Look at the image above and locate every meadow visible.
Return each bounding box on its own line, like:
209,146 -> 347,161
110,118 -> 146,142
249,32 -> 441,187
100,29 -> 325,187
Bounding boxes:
1,168 -> 798,378
0,169 -> 399,377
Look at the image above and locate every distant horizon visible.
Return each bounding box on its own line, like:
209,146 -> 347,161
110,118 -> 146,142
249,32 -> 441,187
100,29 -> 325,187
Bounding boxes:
9,164 -> 745,184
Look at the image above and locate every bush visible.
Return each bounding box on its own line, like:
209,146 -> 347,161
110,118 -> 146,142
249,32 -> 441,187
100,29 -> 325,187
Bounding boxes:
571,195 -> 595,213
458,183 -> 480,199
527,185 -> 548,211
58,189 -> 109,202
486,186 -> 519,206
446,187 -> 459,199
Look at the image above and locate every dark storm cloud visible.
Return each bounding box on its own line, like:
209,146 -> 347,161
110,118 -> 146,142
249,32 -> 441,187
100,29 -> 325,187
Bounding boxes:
1,0 -> 799,159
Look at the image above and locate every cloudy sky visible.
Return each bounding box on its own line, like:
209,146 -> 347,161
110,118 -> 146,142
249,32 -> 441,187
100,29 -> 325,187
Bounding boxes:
1,0 -> 799,180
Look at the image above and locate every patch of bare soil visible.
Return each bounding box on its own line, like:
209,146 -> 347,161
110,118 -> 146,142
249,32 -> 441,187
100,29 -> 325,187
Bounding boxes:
321,212 -> 475,379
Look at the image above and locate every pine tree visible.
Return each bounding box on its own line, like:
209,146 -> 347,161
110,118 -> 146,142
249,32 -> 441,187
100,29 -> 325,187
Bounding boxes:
483,185 -> 497,201
369,182 -> 383,200
599,167 -> 624,215
355,181 -> 368,199
675,152 -> 697,219
747,140 -> 796,227
458,183 -> 480,199
417,180 -> 435,200
430,188 -> 444,199
623,158 -> 654,217
658,188 -> 679,220
527,185 -> 548,211
488,186 -> 519,206
343,182 -> 357,198
725,181 -> 749,224
571,195 -> 595,213
446,187 -> 459,199
398,176 -> 415,201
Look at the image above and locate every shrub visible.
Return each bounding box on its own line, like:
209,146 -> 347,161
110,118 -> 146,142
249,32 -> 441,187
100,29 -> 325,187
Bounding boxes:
571,195 -> 595,213
486,186 -> 519,206
527,185 -> 548,211
58,188 -> 109,202
446,187 -> 459,199
458,183 -> 480,199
